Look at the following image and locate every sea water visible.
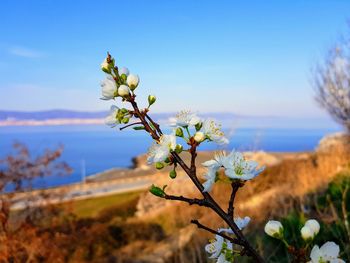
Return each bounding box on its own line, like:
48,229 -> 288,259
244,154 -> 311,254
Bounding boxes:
0,124 -> 340,188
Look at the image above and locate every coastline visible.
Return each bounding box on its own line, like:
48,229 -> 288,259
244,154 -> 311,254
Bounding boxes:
0,118 -> 104,126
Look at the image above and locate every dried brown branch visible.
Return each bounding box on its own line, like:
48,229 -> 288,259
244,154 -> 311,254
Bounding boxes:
164,194 -> 210,207
227,181 -> 244,219
190,219 -> 243,246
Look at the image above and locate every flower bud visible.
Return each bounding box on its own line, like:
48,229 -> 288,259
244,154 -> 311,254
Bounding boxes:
119,67 -> 129,77
305,219 -> 320,236
122,117 -> 129,124
148,95 -> 156,106
118,85 -> 130,97
195,122 -> 203,131
127,74 -> 139,90
264,220 -> 284,239
169,170 -> 177,179
175,144 -> 183,154
194,131 -> 205,143
101,58 -> 111,73
175,127 -> 184,137
155,162 -> 164,170
301,226 -> 314,241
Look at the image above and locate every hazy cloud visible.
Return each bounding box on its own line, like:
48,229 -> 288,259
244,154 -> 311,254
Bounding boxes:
8,46 -> 44,58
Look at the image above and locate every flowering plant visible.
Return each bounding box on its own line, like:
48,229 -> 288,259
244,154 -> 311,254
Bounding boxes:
99,53 -> 345,263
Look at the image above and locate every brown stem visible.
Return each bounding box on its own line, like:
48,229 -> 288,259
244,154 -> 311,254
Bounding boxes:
227,181 -> 244,219
164,194 -> 209,207
191,219 -> 243,246
119,121 -> 143,131
145,113 -> 163,136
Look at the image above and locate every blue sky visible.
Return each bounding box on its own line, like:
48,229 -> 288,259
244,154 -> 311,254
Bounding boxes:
0,0 -> 349,119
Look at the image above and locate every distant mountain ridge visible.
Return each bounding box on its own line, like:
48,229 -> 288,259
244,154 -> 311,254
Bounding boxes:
0,109 -> 338,129
0,110 -> 106,120
0,110 -> 241,121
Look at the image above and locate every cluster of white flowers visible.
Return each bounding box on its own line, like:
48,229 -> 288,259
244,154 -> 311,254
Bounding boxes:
100,68 -> 139,101
170,111 -> 229,145
201,151 -> 265,192
205,217 -> 251,262
264,219 -> 345,263
100,58 -> 140,126
301,219 -> 320,241
147,111 -> 229,167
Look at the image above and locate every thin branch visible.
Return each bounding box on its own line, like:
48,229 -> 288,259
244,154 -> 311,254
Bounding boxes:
190,219 -> 243,246
164,194 -> 210,207
145,113 -> 163,136
119,121 -> 143,131
227,181 -> 244,219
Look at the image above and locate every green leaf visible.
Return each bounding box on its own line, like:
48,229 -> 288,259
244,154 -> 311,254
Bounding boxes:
133,126 -> 145,130
149,184 -> 166,197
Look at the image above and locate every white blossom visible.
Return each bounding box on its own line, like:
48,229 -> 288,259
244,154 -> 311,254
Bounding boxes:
194,131 -> 205,142
118,85 -> 130,97
234,216 -> 251,230
202,167 -> 217,192
205,235 -> 224,259
201,119 -> 229,145
223,151 -> 265,180
126,74 -> 139,90
205,234 -> 233,263
309,242 -> 345,263
104,105 -> 120,127
101,76 -> 118,100
202,151 -> 229,170
264,220 -> 283,239
147,133 -> 176,163
301,219 -> 320,240
170,110 -> 201,128
305,219 -> 320,236
301,225 -> 314,241
218,217 -> 250,233
119,67 -> 129,76
201,151 -> 263,192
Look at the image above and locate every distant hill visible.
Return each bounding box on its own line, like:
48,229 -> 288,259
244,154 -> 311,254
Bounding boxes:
0,110 -> 107,120
0,109 -> 339,129
0,110 -> 242,121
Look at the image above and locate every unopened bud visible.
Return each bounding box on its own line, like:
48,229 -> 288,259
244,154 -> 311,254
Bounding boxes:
169,170 -> 177,179
175,127 -> 184,137
301,226 -> 314,241
127,74 -> 139,90
194,131 -> 205,143
148,95 -> 156,106
264,220 -> 284,239
195,122 -> 203,131
118,85 -> 130,97
122,117 -> 129,124
119,67 -> 130,77
101,58 -> 111,73
175,144 -> 183,154
155,162 -> 164,169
